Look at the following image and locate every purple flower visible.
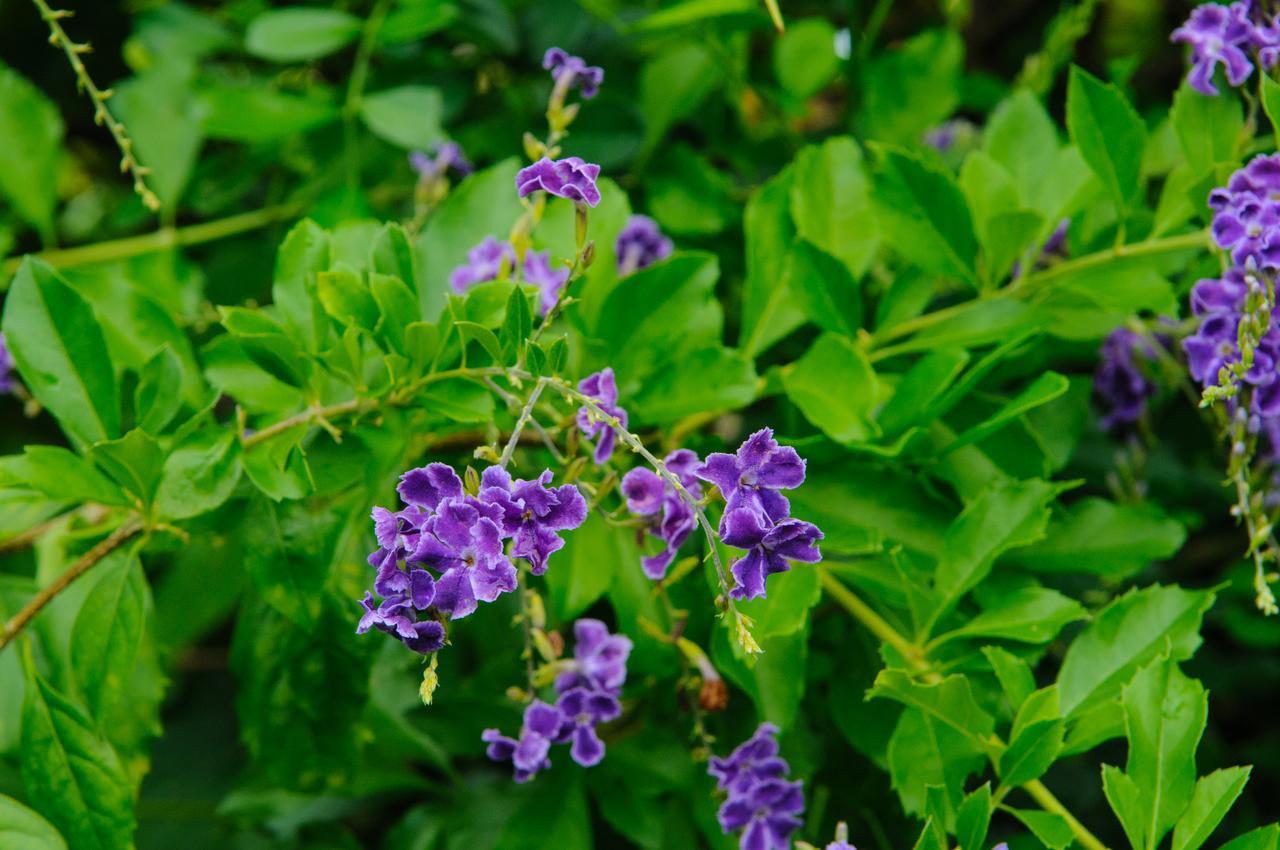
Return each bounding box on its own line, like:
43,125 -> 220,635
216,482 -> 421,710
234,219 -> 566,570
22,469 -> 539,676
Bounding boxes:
356,591 -> 445,654
410,141 -> 473,181
543,47 -> 604,99
719,510 -> 823,601
414,500 -> 517,619
555,618 -> 633,693
521,250 -> 570,315
708,723 -> 789,795
1208,155 -> 1280,272
478,466 -> 587,575
516,157 -> 602,207
823,824 -> 857,850
621,449 -> 702,580
1094,328 -> 1159,431
1172,3 -> 1258,96
717,778 -> 805,850
697,428 -> 806,527
616,215 -> 673,276
554,686 -> 620,766
1191,268 -> 1249,315
450,237 -> 515,293
482,699 -> 563,782
576,368 -> 628,464
0,332 -> 13,394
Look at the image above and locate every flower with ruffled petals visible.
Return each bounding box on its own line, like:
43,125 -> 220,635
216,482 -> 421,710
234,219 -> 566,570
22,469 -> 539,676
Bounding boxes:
450,237 -> 515,293
516,157 -> 601,207
708,723 -> 789,795
1172,3 -> 1258,96
414,500 -> 517,618
556,618 -> 633,693
720,510 -> 823,601
479,466 -> 587,575
621,449 -> 702,580
717,778 -> 804,850
521,250 -> 570,315
356,591 -> 444,654
483,700 -> 564,782
577,368 -> 628,464
697,428 -> 806,527
543,47 -> 604,99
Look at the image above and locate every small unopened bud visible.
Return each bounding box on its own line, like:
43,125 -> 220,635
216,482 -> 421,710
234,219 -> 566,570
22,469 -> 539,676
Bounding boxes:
545,629 -> 565,658
464,465 -> 481,495
523,131 -> 545,162
526,588 -> 547,630
533,628 -> 559,663
506,686 -> 529,702
574,203 -> 589,250
581,240 -> 596,269
420,654 -> 440,706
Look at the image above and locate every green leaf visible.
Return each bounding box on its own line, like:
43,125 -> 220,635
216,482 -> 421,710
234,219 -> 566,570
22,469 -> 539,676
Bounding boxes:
359,86 -> 444,150
244,8 -> 361,62
935,586 -> 1086,646
370,222 -> 418,290
245,432 -> 316,503
20,657 -> 135,850
877,350 -> 970,436
134,346 -> 182,434
1104,763 -> 1147,850
381,2 -> 458,42
0,65 -> 63,241
0,446 -> 128,507
1064,699 -> 1127,756
155,429 -> 242,520
112,67 -> 204,211
714,626 -> 809,727
944,372 -> 1070,453
931,479 -> 1060,623
317,266 -> 380,331
199,80 -> 339,142
272,219 -> 332,351
493,771 -> 592,849
420,378 -> 494,423
1171,84 -> 1242,178
0,793 -> 67,850
631,347 -> 757,424
241,496 -> 339,629
871,145 -> 979,284
789,137 -> 879,280
772,18 -> 839,97
782,333 -> 878,443
638,41 -> 722,150
70,552 -> 146,718
218,307 -> 312,388
1009,808 -> 1075,850
860,29 -> 963,145
90,429 -> 164,506
955,783 -> 992,850
1220,825 -> 1280,850
1172,767 -> 1252,850
984,89 -> 1059,206
886,706 -> 986,816
544,513 -> 622,621
1009,498 -> 1186,578
912,817 -> 946,850
982,645 -> 1035,711
741,166 -> 804,357
999,686 -> 1064,787
2,259 -> 120,447
1066,65 -> 1146,211
870,670 -> 995,742
1057,585 -> 1215,717
1263,74 -> 1280,140
371,272 -> 420,354
1122,658 -> 1207,850
784,240 -> 862,337
738,567 -> 822,639
500,285 -> 533,360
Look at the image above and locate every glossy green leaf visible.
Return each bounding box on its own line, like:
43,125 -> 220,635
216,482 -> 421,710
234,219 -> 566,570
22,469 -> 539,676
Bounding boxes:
1104,763 -> 1147,850
244,8 -> 361,62
955,783 -> 992,850
2,259 -> 120,447
982,645 -> 1036,711
783,333 -> 878,443
70,551 -> 147,718
1009,498 -> 1186,577
1066,65 -> 1146,211
935,586 -> 1086,646
134,346 -> 183,435
1172,767 -> 1252,850
0,65 -> 62,241
241,496 -> 339,629
112,67 -> 204,211
790,137 -> 879,280
0,446 -> 128,506
871,145 -> 979,284
1009,807 -> 1075,850
0,793 -> 66,850
999,686 -> 1064,787
359,86 -> 444,150
1171,84 -> 1242,177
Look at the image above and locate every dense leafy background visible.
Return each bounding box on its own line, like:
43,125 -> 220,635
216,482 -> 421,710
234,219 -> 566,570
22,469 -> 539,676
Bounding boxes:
0,1 -> 1278,849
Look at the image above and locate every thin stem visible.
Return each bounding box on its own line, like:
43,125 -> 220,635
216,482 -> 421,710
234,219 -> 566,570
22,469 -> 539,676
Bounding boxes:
0,509 -> 78,556
499,378 -> 547,468
343,0 -> 391,194
29,0 -> 160,213
517,569 -> 537,699
819,569 -> 1111,850
0,517 -> 144,655
2,203 -> 303,280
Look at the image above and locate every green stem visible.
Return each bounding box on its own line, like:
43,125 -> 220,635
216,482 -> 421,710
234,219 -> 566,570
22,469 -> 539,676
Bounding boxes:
819,569 -> 1111,850
343,0 -> 390,194
2,203 -> 303,280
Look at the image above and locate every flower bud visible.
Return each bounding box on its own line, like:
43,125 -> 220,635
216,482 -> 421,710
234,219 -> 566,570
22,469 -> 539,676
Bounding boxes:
699,677 -> 729,712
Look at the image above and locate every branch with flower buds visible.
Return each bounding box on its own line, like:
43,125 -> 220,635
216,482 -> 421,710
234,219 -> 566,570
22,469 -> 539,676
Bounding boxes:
30,0 -> 161,213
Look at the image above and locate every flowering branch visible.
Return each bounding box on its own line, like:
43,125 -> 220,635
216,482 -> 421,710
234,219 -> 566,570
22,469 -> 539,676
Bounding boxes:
819,569 -> 1111,850
0,516 -> 145,655
29,0 -> 160,213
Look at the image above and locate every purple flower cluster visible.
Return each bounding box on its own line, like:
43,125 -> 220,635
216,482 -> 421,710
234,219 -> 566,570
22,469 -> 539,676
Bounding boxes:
516,157 -> 602,208
1173,3 -> 1280,96
696,429 -> 823,600
449,236 -> 569,316
615,215 -> 673,275
0,332 -> 14,394
709,724 -> 805,850
621,449 -> 702,580
410,141 -> 472,182
1209,153 -> 1280,271
1095,328 -> 1159,430
576,368 -> 628,464
484,618 -> 632,781
543,47 -> 604,99
358,463 -> 587,651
